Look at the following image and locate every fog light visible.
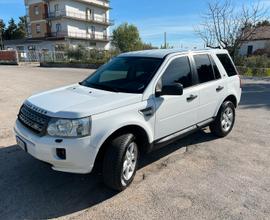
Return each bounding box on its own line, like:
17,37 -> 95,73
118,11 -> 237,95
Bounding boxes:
56,148 -> 66,160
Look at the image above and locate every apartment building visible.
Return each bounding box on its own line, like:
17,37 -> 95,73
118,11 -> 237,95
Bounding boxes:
5,0 -> 112,52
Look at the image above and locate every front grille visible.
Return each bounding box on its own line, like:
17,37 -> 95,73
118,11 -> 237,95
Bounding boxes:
18,104 -> 50,135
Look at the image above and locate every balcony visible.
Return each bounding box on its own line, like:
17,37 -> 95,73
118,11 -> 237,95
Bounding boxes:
47,10 -> 114,26
46,31 -> 110,42
73,0 -> 111,10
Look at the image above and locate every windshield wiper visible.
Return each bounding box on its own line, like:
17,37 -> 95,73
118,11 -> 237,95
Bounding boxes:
87,83 -> 121,93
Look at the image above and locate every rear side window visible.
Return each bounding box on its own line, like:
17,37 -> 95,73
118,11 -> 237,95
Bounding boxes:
210,56 -> 221,79
217,54 -> 238,77
193,54 -> 215,83
162,56 -> 192,88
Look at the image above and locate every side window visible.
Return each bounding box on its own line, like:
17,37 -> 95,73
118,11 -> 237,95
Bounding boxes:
217,54 -> 238,77
193,54 -> 215,83
162,56 -> 192,89
209,56 -> 221,79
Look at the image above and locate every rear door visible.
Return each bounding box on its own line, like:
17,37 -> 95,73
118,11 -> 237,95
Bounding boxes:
216,53 -> 242,104
191,53 -> 226,122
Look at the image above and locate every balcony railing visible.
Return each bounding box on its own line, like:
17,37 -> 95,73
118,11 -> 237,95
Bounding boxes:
74,0 -> 111,10
47,10 -> 114,26
46,31 -> 110,41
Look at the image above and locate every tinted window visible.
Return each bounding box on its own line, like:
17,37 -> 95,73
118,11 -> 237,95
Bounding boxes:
81,57 -> 162,93
162,56 -> 192,88
194,54 -> 215,83
217,54 -> 238,77
210,56 -> 221,79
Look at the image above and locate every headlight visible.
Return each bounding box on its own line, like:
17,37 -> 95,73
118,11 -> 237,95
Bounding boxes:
47,117 -> 91,137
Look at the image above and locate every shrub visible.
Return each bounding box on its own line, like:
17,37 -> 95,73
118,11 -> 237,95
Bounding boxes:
266,68 -> 270,77
65,45 -> 119,65
66,44 -> 86,61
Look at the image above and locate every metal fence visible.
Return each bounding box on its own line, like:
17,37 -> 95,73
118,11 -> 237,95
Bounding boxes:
17,51 -> 67,63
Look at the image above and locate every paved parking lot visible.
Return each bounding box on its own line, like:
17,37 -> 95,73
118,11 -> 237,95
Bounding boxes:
0,66 -> 270,220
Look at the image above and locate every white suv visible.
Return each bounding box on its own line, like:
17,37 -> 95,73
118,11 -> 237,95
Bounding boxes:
14,49 -> 242,191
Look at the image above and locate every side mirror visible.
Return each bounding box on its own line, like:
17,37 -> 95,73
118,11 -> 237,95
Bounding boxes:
156,83 -> 183,97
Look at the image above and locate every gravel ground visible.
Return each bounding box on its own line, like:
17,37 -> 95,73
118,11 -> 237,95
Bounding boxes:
0,66 -> 270,220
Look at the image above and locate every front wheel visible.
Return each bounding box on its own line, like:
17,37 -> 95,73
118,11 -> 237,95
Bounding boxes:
102,133 -> 139,191
210,101 -> 235,137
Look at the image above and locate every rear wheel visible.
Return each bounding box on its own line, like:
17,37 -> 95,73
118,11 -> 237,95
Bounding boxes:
102,133 -> 138,191
210,101 -> 235,137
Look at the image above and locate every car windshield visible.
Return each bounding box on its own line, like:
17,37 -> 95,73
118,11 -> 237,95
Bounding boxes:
80,57 -> 163,93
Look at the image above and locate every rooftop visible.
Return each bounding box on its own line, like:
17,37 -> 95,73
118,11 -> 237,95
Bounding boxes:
243,26 -> 270,41
119,48 -> 228,59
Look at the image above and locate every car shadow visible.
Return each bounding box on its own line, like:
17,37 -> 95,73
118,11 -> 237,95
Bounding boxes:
0,129 -> 216,219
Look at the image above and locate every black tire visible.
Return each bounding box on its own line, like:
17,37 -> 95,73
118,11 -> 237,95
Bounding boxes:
102,133 -> 139,191
210,101 -> 235,137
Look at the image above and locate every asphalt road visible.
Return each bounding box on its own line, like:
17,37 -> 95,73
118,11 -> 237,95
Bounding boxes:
0,66 -> 270,220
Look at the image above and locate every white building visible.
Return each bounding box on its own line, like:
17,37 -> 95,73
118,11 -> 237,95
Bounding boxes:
5,0 -> 112,52
239,26 -> 270,56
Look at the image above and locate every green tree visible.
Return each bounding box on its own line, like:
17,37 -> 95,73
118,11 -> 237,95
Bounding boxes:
256,20 -> 270,27
4,18 -> 17,40
15,16 -> 27,39
142,42 -> 158,50
66,44 -> 86,61
3,17 -> 27,40
160,43 -> 173,49
112,23 -> 143,52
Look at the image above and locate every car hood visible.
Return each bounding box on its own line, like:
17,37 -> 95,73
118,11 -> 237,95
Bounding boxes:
26,84 -> 143,118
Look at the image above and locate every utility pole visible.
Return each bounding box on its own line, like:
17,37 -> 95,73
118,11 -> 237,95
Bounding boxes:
0,19 -> 3,50
164,32 -> 167,49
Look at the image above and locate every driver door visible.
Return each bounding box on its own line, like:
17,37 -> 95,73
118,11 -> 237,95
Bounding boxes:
154,56 -> 200,140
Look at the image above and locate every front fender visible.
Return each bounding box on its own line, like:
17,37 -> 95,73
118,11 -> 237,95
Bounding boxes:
91,100 -> 155,153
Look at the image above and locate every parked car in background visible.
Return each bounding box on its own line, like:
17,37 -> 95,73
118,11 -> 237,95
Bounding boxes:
14,49 -> 242,191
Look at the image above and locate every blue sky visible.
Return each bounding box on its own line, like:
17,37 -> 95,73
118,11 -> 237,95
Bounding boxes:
1,0 -> 269,48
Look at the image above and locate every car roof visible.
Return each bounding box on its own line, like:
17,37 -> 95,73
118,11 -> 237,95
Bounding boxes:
119,48 -> 228,59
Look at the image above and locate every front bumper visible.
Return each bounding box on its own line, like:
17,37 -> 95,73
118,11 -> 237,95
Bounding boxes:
14,120 -> 97,174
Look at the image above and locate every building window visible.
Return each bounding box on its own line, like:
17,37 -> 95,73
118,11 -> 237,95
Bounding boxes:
91,26 -> 95,33
36,24 -> 41,34
86,8 -> 93,20
247,45 -> 253,56
90,42 -> 97,47
56,23 -> 61,32
87,26 -> 91,34
34,6 -> 39,15
16,46 -> 25,51
54,4 -> 59,12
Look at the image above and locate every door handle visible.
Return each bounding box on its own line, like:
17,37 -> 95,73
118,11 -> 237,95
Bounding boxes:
216,86 -> 224,92
186,94 -> 198,102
